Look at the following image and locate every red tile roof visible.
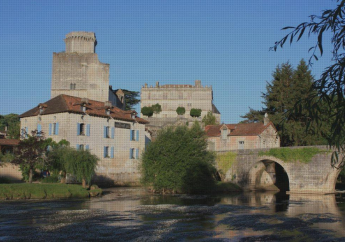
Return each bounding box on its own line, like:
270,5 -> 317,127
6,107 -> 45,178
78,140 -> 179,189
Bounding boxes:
19,95 -> 149,124
205,122 -> 276,137
0,139 -> 20,146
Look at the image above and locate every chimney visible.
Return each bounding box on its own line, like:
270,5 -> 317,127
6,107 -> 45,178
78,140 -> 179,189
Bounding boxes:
104,101 -> 112,108
264,113 -> 269,126
156,81 -> 160,88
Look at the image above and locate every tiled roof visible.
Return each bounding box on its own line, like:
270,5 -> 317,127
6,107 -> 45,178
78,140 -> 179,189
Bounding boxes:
205,122 -> 275,137
19,95 -> 149,124
0,139 -> 19,146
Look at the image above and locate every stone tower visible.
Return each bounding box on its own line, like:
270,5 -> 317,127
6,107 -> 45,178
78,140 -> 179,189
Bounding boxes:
51,31 -> 123,108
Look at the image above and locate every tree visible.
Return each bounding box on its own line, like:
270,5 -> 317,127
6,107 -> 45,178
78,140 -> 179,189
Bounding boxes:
151,103 -> 162,116
176,107 -> 186,115
241,60 -> 327,146
272,0 -> 345,167
122,89 -> 140,111
46,140 -> 71,183
12,130 -> 48,183
141,106 -> 154,117
141,122 -> 216,194
0,114 -> 20,139
202,111 -> 218,126
64,149 -> 98,188
190,108 -> 202,118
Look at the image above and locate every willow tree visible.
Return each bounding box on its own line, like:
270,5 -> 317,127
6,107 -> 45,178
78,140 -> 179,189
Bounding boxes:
272,0 -> 345,167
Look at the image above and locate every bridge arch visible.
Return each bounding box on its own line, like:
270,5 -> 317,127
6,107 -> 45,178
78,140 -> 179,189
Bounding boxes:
248,156 -> 290,192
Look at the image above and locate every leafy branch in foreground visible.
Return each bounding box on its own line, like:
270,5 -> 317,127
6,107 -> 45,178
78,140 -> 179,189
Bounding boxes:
272,0 -> 345,168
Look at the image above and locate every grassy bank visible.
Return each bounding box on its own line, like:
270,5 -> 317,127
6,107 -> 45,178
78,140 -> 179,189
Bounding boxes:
0,183 -> 102,200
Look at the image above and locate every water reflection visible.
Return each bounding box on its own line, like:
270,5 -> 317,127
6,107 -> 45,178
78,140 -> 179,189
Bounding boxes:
1,188 -> 345,241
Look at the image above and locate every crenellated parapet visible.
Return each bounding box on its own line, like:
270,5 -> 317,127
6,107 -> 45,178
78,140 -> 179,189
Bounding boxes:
64,31 -> 97,53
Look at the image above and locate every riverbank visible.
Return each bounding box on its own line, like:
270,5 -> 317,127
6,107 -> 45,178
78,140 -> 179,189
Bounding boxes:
0,183 -> 102,200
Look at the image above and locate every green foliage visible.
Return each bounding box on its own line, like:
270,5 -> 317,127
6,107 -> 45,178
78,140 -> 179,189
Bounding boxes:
190,108 -> 202,118
0,113 -> 20,139
214,182 -> 242,192
141,106 -> 154,117
216,152 -> 237,177
0,184 -> 92,200
122,89 -> 140,111
176,107 -> 186,115
151,103 -> 162,114
64,149 -> 98,185
259,147 -> 327,164
41,175 -> 59,183
141,122 -> 216,194
271,1 -> 345,165
12,130 -> 49,183
241,60 -> 327,146
202,111 -> 218,126
0,152 -> 15,164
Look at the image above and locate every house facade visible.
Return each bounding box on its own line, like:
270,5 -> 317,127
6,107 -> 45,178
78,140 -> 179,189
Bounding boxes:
19,95 -> 149,185
205,115 -> 280,151
141,80 -> 221,122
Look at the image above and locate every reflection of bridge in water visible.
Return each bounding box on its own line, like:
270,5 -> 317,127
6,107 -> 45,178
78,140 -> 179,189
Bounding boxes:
217,146 -> 344,194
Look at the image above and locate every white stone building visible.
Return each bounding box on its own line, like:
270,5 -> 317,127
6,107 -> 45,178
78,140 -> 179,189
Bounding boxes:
20,95 -> 149,185
141,80 -> 221,122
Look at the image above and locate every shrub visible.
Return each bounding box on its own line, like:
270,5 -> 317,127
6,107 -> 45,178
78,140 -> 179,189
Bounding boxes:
141,106 -> 154,117
41,175 -> 59,183
151,103 -> 162,114
176,107 -> 186,115
202,111 -> 218,125
141,122 -> 216,194
190,108 -> 202,117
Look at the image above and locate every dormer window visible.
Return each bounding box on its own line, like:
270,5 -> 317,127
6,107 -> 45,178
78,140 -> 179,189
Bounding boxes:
131,113 -> 135,119
221,129 -> 227,140
106,109 -> 110,115
81,105 -> 86,112
39,107 -> 44,114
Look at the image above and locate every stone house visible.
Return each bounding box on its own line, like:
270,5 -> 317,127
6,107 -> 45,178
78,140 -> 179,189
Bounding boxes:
141,80 -> 221,122
205,115 -> 280,151
19,94 -> 149,185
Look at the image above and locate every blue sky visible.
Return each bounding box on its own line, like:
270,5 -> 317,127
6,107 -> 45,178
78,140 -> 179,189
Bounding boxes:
0,0 -> 336,123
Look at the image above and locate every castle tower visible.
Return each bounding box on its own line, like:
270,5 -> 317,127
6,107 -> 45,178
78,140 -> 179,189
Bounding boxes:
51,32 -> 116,105
64,32 -> 97,54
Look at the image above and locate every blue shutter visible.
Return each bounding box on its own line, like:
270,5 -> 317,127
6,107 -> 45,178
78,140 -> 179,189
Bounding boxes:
25,127 -> 28,138
130,130 -> 133,141
129,149 -> 132,159
111,127 -> 115,139
104,126 -> 107,138
49,123 -> 52,135
104,146 -> 107,158
136,148 -> 139,159
86,124 -> 90,136
136,130 -> 139,141
77,123 -> 80,135
56,123 -> 59,135
37,124 -> 41,133
111,147 -> 114,158
76,144 -> 80,150
85,145 -> 89,150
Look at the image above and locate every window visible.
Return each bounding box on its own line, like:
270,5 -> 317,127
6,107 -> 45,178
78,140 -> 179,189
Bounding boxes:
81,106 -> 86,112
77,123 -> 88,136
49,123 -> 59,135
79,144 -> 84,150
106,109 -> 110,115
70,83 -> 76,90
130,130 -> 135,141
239,141 -> 244,149
104,126 -> 114,139
130,148 -> 135,159
221,129 -> 227,140
104,146 -> 109,158
105,126 -> 110,138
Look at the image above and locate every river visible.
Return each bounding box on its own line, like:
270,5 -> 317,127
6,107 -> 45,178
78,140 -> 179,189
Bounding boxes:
0,188 -> 345,241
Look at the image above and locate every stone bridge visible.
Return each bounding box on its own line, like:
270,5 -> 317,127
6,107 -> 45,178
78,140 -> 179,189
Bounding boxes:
216,146 -> 344,194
